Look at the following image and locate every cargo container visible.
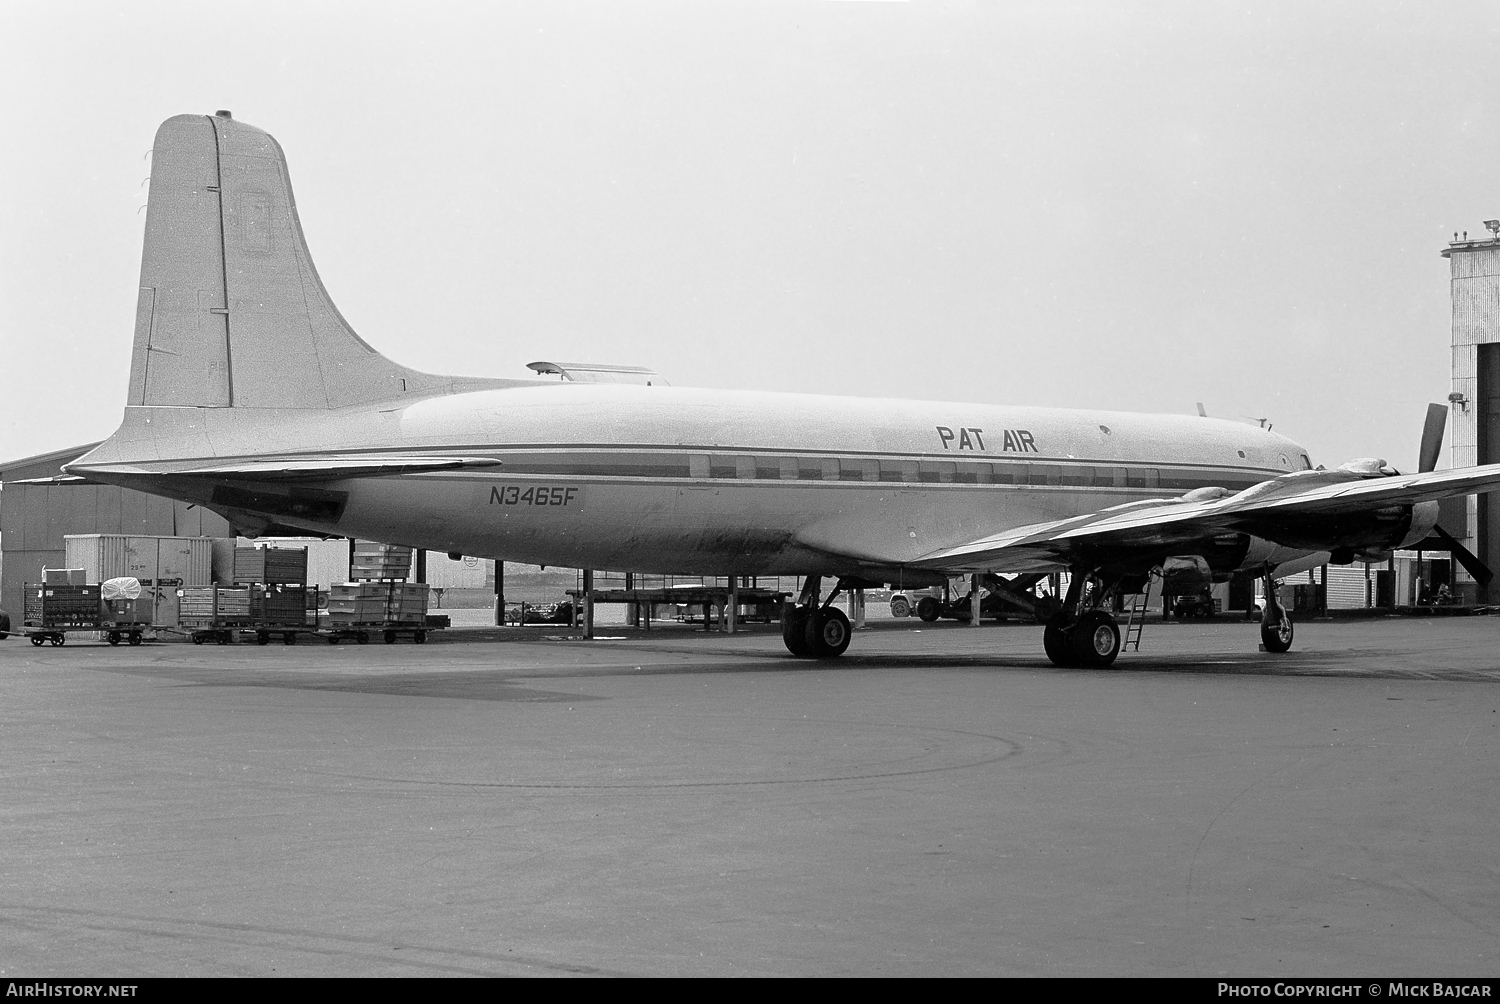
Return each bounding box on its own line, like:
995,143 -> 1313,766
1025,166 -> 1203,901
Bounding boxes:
64,535 -> 212,627
349,542 -> 412,581
179,586 -> 253,643
233,546 -> 309,585
22,583 -> 101,645
326,580 -> 431,643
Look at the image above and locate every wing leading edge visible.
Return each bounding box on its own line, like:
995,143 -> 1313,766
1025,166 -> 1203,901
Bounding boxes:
913,463 -> 1500,572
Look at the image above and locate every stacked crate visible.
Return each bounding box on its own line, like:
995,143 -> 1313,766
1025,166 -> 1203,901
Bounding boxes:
233,547 -> 312,628
178,587 -> 253,628
350,542 -> 412,581
233,546 -> 309,586
23,584 -> 102,628
328,582 -> 391,627
327,581 -> 428,627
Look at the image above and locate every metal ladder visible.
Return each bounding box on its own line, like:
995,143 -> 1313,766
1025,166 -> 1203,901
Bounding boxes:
1122,572 -> 1158,652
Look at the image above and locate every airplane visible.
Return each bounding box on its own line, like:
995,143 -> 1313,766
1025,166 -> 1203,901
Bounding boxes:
62,111 -> 1500,667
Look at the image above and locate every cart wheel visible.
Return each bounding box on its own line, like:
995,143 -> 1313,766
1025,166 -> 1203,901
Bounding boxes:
415,631 -> 427,644
51,635 -> 64,646
357,632 -> 369,644
327,636 -> 340,645
283,632 -> 296,645
31,636 -> 43,646
216,632 -> 229,645
129,632 -> 142,646
192,634 -> 204,645
108,632 -> 121,646
384,630 -> 396,644
256,631 -> 270,646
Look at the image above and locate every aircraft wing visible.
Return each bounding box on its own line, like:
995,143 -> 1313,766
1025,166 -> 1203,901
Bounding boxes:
66,454 -> 503,482
914,463 -> 1500,571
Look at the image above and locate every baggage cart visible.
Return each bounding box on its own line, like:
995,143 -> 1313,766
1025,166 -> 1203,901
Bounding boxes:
178,586 -> 253,645
21,583 -> 102,646
323,581 -> 433,643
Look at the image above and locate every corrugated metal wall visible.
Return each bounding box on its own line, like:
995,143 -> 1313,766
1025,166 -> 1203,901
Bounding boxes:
1324,565 -> 1374,609
0,480 -> 231,621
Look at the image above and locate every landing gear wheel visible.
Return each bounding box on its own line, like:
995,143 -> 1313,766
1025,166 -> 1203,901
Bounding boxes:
1043,613 -> 1072,667
781,606 -> 811,657
915,596 -> 941,622
128,632 -> 142,646
1070,611 -> 1121,668
108,632 -> 121,646
1260,610 -> 1294,653
805,607 -> 852,659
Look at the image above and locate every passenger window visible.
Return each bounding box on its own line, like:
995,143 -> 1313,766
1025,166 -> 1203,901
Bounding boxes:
991,463 -> 1017,485
779,457 -> 799,480
690,455 -> 710,479
710,456 -> 737,479
1060,465 -> 1092,487
735,456 -> 756,480
756,459 -> 780,480
1028,464 -> 1059,486
918,461 -> 955,483
820,457 -> 840,481
840,458 -> 877,481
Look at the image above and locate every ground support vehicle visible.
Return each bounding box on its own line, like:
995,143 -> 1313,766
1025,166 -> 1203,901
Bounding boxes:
179,586 -> 253,645
21,583 -> 103,646
101,596 -> 152,646
325,582 -> 433,644
248,584 -> 316,645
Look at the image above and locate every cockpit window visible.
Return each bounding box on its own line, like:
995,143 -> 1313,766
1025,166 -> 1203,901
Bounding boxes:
1301,454 -> 1312,469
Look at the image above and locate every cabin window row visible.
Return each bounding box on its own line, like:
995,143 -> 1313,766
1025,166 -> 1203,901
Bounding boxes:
687,455 -> 1171,488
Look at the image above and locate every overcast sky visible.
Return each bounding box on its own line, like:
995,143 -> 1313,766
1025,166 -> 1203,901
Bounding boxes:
3,1 -> 1497,471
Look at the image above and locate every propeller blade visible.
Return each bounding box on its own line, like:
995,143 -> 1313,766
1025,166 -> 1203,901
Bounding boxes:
1419,402 -> 1447,473
1433,524 -> 1493,587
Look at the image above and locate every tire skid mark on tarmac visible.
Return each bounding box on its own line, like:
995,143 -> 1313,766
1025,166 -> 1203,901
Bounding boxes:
297,721 -> 1023,791
0,902 -> 625,977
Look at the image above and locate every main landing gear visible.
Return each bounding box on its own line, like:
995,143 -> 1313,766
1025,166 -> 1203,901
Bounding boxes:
781,574 -> 852,659
1259,568 -> 1294,653
1042,569 -> 1122,669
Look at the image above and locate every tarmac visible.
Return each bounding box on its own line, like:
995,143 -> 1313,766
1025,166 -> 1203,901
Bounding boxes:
1,615 -> 1497,977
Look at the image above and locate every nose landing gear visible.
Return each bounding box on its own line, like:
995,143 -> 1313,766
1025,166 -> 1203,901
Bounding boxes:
1259,569 -> 1294,653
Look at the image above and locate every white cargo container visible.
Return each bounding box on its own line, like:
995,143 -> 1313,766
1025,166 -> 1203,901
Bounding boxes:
63,535 -> 213,626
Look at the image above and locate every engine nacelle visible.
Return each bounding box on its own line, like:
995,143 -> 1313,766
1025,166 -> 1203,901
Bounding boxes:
1397,501 -> 1440,550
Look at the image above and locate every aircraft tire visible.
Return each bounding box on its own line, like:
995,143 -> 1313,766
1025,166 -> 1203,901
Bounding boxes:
915,597 -> 942,622
781,606 -> 811,657
1043,613 -> 1073,667
1071,611 -> 1121,668
805,607 -> 852,659
1260,611 -> 1294,653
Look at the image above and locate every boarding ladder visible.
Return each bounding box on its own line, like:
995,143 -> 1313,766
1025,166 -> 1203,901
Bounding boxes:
1122,571 -> 1159,652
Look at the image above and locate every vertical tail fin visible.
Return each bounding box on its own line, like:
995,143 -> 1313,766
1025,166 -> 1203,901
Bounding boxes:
128,112 -> 471,410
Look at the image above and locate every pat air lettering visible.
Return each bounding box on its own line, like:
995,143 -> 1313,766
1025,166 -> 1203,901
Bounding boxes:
935,426 -> 1038,452
489,485 -> 579,507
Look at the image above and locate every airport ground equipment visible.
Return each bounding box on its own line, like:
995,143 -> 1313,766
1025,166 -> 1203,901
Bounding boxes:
21,583 -> 103,646
179,586 -> 253,645
232,546 -> 309,585
100,577 -> 151,645
325,582 -> 431,643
